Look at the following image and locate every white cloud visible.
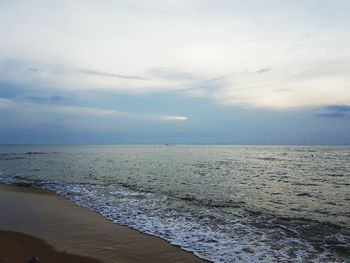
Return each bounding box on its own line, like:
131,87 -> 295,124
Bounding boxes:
147,115 -> 188,121
42,105 -> 125,117
0,98 -> 187,122
0,0 -> 349,108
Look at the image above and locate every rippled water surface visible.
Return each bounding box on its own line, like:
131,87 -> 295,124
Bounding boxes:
0,145 -> 349,262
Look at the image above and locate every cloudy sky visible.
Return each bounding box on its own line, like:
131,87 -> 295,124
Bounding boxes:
0,0 -> 349,144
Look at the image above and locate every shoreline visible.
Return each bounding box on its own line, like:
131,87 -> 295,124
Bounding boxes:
0,184 -> 207,263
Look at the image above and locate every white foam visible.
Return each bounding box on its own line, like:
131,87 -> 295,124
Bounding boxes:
39,183 -> 339,263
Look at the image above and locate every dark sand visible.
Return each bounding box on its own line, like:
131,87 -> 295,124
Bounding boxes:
0,184 -> 206,263
0,230 -> 102,263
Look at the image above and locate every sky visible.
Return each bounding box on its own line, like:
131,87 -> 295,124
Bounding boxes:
0,0 -> 349,144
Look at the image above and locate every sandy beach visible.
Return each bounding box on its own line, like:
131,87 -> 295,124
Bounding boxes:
0,184 -> 206,263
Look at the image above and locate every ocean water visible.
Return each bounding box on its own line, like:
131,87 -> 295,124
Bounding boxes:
0,145 -> 349,262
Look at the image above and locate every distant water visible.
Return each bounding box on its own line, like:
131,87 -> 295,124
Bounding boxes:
0,145 -> 349,262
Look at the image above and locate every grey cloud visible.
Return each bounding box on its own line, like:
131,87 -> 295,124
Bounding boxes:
28,68 -> 40,72
50,95 -> 70,101
257,68 -> 271,74
316,105 -> 350,119
238,67 -> 271,76
150,68 -> 226,92
182,77 -> 229,98
26,96 -> 46,102
316,112 -> 350,119
26,64 -> 148,81
78,69 -> 147,80
324,105 -> 350,112
26,95 -> 73,103
150,69 -> 198,81
193,77 -> 227,90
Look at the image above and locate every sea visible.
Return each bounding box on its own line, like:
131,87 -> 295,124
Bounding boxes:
0,145 -> 349,262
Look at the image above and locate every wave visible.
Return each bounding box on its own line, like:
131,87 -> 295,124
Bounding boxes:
0,176 -> 348,263
0,152 -> 57,160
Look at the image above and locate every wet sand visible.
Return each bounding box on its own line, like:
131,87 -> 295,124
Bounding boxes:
0,230 -> 102,263
0,184 -> 206,263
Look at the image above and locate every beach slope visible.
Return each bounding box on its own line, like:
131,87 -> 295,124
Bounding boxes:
0,184 -> 206,263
